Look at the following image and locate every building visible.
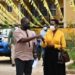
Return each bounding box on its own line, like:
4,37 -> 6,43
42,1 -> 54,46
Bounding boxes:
0,0 -> 75,27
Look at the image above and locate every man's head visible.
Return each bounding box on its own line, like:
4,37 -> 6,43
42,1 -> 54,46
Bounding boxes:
21,17 -> 30,30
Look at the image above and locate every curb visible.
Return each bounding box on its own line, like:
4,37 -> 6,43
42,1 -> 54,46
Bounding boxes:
66,60 -> 74,66
66,70 -> 75,74
66,60 -> 75,74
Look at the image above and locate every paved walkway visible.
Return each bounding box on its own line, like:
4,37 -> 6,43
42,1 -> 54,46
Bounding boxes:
0,57 -> 74,75
32,60 -> 75,75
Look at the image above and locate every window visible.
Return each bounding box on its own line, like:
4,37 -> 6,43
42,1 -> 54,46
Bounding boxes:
73,0 -> 75,5
7,6 -> 12,12
38,2 -> 47,16
31,7 -> 38,17
49,4 -> 56,16
61,8 -> 64,15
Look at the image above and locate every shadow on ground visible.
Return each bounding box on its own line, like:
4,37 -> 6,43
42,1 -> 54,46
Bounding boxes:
0,60 -> 11,64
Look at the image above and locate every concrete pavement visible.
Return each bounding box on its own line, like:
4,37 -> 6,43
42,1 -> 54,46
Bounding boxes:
0,57 -> 74,75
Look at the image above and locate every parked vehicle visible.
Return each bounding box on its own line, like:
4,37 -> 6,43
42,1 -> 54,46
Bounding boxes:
0,35 -> 11,57
0,29 -> 11,63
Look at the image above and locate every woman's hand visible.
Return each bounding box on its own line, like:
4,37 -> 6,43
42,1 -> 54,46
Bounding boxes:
48,42 -> 54,47
50,42 -> 54,46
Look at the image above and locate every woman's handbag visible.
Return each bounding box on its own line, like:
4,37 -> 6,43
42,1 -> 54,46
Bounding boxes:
58,50 -> 70,64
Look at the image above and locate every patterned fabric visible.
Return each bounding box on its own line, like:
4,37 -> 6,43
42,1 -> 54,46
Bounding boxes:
13,28 -> 36,60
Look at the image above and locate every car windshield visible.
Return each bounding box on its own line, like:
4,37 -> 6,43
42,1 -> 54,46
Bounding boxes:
0,28 -> 11,42
1,28 -> 11,36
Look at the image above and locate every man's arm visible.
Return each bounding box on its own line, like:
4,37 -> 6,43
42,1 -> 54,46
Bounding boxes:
18,35 -> 40,43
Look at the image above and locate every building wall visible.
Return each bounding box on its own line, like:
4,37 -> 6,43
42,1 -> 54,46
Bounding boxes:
1,0 -> 75,27
65,0 -> 75,25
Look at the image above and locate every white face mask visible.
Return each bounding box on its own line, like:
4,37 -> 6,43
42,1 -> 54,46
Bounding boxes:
15,27 -> 18,29
43,27 -> 47,31
50,26 -> 55,31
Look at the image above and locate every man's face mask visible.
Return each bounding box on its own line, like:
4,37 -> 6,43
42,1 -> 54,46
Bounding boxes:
50,25 -> 55,31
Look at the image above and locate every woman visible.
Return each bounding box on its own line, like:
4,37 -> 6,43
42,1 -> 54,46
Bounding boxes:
41,19 -> 66,75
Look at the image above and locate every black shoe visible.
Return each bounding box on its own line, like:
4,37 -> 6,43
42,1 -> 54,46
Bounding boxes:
12,64 -> 15,67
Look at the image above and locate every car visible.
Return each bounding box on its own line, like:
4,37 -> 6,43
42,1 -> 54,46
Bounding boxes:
0,28 -> 15,66
0,35 -> 11,57
0,29 -> 11,63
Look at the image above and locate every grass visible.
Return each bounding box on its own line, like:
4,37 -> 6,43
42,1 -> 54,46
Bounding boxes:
67,47 -> 75,69
68,63 -> 75,69
68,48 -> 75,60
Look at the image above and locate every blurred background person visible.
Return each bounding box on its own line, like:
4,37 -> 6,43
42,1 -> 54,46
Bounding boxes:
40,25 -> 48,64
14,24 -> 20,30
40,25 -> 48,38
8,25 -> 15,66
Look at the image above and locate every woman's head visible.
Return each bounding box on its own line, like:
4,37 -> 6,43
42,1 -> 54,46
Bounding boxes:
50,19 -> 59,31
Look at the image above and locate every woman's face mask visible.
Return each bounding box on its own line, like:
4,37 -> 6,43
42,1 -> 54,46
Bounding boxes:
50,25 -> 55,31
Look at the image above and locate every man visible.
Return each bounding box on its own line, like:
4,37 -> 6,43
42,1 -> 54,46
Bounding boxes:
8,25 -> 15,66
13,17 -> 40,75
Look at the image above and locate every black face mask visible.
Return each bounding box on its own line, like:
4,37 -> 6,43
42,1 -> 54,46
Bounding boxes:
22,23 -> 30,30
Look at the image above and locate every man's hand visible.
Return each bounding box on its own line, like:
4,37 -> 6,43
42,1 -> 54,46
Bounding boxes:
33,53 -> 37,59
35,35 -> 41,38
